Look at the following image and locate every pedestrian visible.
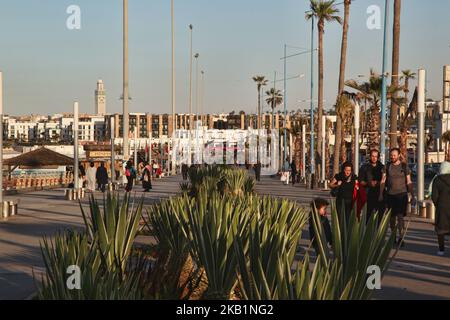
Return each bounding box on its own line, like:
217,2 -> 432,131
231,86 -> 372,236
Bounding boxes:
78,162 -> 86,188
431,161 -> 450,256
309,198 -> 332,255
379,148 -> 416,247
96,162 -> 108,193
254,161 -> 261,182
329,162 -> 358,225
359,149 -> 385,222
290,159 -> 298,186
125,161 -> 137,193
141,162 -> 153,192
282,158 -> 290,185
181,163 -> 189,181
86,162 -> 97,192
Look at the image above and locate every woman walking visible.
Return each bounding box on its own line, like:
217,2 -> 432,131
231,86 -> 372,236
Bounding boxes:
329,162 -> 358,224
141,162 -> 153,192
431,161 -> 450,256
125,161 -> 137,193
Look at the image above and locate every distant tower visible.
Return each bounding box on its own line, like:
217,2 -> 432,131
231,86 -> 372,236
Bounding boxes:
95,80 -> 106,115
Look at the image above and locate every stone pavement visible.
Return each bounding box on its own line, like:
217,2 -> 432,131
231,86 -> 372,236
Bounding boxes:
0,174 -> 448,300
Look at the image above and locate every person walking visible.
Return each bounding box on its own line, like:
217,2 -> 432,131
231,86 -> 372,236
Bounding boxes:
181,163 -> 189,181
141,162 -> 153,192
86,162 -> 97,192
290,159 -> 298,186
78,162 -> 86,187
431,161 -> 450,256
329,162 -> 358,225
359,149 -> 385,222
96,162 -> 108,193
125,161 -> 137,193
254,161 -> 261,182
379,148 -> 415,247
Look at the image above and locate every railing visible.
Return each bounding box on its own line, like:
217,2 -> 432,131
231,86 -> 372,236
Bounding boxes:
2,172 -> 73,192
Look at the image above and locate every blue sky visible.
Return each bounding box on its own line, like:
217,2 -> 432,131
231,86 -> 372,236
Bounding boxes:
0,0 -> 449,116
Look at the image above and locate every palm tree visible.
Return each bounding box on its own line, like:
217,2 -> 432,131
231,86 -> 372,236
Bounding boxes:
335,95 -> 354,162
252,76 -> 268,130
265,88 -> 283,129
346,70 -> 405,151
390,0 -> 402,149
334,0 -> 351,175
401,70 -> 416,105
306,0 -> 342,168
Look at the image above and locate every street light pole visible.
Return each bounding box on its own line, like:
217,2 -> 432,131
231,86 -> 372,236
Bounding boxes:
283,44 -> 288,167
0,72 -> 3,208
380,0 -> 390,164
194,53 -> 200,125
354,101 -> 360,174
302,123 -> 306,180
123,0 -> 130,161
310,16 -> 316,188
321,115 -> 326,184
73,102 -> 79,190
170,0 -> 176,175
417,69 -> 426,204
111,117 -> 115,184
189,24 -> 193,129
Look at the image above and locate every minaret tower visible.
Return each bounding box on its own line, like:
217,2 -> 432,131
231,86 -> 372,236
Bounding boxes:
95,80 -> 106,115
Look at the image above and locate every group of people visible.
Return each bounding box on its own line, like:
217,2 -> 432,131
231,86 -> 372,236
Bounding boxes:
77,160 -> 154,193
310,147 -> 449,255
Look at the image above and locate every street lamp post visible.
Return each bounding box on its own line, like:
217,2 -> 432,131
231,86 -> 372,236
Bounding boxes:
354,101 -> 360,174
189,24 -> 194,129
417,69 -> 426,205
170,0 -> 176,175
123,0 -> 130,161
309,16 -> 315,189
283,44 -> 288,168
0,72 -> 3,209
73,102 -> 79,190
110,117 -> 115,184
380,0 -> 390,164
321,115 -> 326,186
194,53 -> 200,125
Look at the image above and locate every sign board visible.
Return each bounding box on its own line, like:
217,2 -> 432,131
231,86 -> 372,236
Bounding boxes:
88,151 -> 111,158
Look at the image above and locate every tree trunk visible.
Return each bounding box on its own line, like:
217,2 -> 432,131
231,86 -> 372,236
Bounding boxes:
334,0 -> 351,175
399,127 -> 408,163
390,0 -> 401,148
257,87 -> 261,130
317,22 -> 324,160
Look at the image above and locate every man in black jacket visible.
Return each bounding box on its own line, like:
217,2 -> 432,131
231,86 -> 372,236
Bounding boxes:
96,162 -> 109,193
359,150 -> 385,222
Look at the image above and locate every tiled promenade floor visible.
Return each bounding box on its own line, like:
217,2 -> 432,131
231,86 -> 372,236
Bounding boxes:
0,174 -> 448,300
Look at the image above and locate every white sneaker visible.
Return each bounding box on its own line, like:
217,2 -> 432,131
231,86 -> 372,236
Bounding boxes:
437,251 -> 445,256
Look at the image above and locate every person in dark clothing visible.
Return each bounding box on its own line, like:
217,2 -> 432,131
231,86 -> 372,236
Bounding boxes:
181,163 -> 189,181
359,149 -> 385,222
78,162 -> 86,188
309,198 -> 332,255
96,162 -> 109,193
254,162 -> 261,182
431,161 -> 450,256
329,162 -> 358,225
125,161 -> 136,193
290,159 -> 298,186
141,162 -> 153,192
379,148 -> 415,247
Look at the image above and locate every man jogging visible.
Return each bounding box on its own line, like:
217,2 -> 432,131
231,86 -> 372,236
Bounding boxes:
359,149 -> 385,222
379,148 -> 416,247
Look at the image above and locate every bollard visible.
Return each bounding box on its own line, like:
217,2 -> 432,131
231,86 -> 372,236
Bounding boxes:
425,200 -> 435,221
2,202 -> 8,219
418,201 -> 427,219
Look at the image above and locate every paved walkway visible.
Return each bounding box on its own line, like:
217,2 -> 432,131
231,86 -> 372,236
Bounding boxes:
0,174 -> 448,300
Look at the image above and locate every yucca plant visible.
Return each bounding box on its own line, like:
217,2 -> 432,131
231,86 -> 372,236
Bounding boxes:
224,169 -> 247,196
79,192 -> 143,277
144,195 -> 204,299
37,231 -> 143,300
183,190 -> 253,299
235,197 -> 309,299
308,202 -> 395,299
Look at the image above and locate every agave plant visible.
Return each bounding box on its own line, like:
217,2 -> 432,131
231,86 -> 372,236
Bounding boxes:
80,192 -> 143,277
37,231 -> 143,300
183,190 -> 253,299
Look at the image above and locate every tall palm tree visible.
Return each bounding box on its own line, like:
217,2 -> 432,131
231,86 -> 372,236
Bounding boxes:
390,0 -> 402,149
334,0 -> 351,175
401,69 -> 416,105
346,70 -> 405,151
265,88 -> 284,129
306,0 -> 342,167
335,94 -> 354,163
252,76 -> 268,130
